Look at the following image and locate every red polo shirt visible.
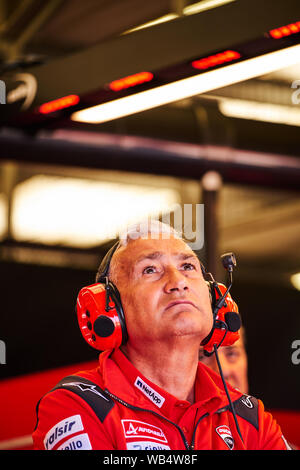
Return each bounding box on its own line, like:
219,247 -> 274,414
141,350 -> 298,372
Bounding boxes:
32,349 -> 289,450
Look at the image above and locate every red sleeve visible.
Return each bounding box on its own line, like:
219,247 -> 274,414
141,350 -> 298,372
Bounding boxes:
257,400 -> 292,450
32,389 -> 115,450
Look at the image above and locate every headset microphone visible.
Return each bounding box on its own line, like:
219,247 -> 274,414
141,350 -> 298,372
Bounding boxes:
210,252 -> 244,444
201,252 -> 241,356
220,252 -> 240,333
221,252 -> 236,271
200,253 -> 244,443
214,252 -> 236,311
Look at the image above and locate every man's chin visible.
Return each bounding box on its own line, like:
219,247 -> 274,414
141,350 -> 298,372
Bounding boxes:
165,316 -> 209,339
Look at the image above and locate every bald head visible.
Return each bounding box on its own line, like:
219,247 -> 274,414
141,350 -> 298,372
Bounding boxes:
96,220 -> 184,285
110,234 -> 198,285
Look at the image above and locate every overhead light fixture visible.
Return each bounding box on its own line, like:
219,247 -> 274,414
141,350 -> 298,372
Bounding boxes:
109,71 -> 154,91
123,14 -> 178,34
11,175 -> 179,248
218,98 -> 300,127
39,94 -> 80,114
290,273 -> 300,291
183,0 -> 236,16
269,21 -> 300,39
191,49 -> 241,70
123,0 -> 236,35
71,43 -> 300,124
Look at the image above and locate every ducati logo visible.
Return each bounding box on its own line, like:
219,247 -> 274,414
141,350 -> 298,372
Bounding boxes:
215,425 -> 234,450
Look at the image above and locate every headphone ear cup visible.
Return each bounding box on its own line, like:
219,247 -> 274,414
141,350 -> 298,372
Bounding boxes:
201,282 -> 241,353
76,281 -> 128,351
106,281 -> 128,343
93,315 -> 116,338
224,311 -> 241,332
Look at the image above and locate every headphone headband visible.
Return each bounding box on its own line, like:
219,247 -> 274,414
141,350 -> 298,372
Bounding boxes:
96,241 -> 120,283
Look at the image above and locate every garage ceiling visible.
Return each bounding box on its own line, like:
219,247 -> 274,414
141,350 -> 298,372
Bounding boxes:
0,0 -> 299,158
0,0 -> 299,285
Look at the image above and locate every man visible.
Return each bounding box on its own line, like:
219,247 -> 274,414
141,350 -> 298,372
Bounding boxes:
199,327 -> 249,394
32,221 -> 290,450
199,330 -> 298,450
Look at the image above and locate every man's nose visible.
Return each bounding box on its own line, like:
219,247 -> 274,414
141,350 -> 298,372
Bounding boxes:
164,267 -> 189,293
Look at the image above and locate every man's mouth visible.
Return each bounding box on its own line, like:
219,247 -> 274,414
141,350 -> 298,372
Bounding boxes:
165,300 -> 197,311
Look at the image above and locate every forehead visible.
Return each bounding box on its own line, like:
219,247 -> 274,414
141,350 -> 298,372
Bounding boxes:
114,236 -> 197,270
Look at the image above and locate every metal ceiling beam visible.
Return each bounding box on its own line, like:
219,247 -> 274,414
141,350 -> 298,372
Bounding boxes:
0,0 -> 63,61
9,0 -> 64,60
0,129 -> 299,190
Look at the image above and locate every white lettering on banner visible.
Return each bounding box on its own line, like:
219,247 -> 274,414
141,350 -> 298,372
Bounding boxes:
0,340 -> 5,364
134,377 -> 165,408
118,204 -> 204,251
291,339 -> 300,365
57,433 -> 92,450
127,440 -> 171,450
121,419 -> 168,443
102,454 -> 197,465
291,80 -> 300,105
43,415 -> 84,450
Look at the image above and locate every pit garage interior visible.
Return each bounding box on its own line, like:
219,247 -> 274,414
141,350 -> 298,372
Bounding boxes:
0,0 -> 299,450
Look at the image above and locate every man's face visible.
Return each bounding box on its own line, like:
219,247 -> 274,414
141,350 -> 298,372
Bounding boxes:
110,236 -> 213,348
199,336 -> 249,394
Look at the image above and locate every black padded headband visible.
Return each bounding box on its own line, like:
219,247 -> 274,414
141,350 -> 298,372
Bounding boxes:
96,241 -> 120,283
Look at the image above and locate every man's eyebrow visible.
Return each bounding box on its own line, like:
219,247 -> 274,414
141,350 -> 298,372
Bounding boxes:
177,252 -> 199,261
135,251 -> 163,264
135,251 -> 199,264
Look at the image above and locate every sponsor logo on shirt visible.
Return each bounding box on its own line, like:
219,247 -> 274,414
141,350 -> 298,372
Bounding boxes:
61,381 -> 110,401
122,419 -> 168,443
134,376 -> 165,408
240,395 -> 253,408
43,415 -> 84,450
127,441 -> 170,450
56,433 -> 92,450
215,425 -> 234,450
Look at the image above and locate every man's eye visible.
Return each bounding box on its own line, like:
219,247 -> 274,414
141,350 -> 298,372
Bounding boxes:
225,349 -> 240,361
143,266 -> 157,274
182,263 -> 196,271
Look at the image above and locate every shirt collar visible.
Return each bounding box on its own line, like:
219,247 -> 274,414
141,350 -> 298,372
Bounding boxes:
101,348 -> 176,413
99,348 -> 240,417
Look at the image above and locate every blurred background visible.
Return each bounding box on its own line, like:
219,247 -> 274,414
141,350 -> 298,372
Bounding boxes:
0,0 -> 299,450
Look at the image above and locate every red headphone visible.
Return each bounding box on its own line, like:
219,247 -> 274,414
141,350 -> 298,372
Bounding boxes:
76,243 -> 241,354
